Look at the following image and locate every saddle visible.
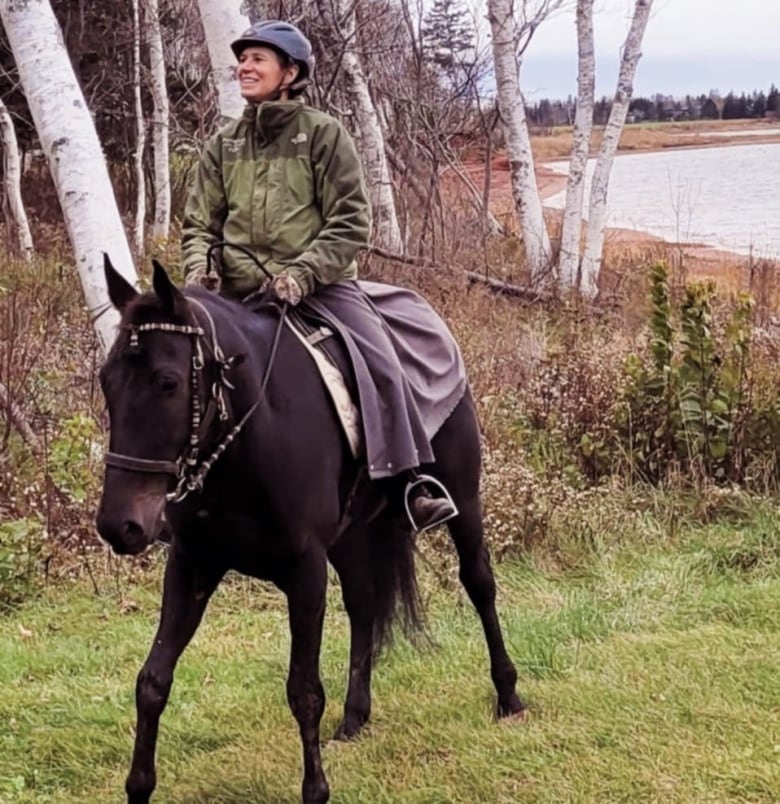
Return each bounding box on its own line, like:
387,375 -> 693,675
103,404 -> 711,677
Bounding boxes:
284,309 -> 363,459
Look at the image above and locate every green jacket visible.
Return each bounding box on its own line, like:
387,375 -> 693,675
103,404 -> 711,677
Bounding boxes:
182,100 -> 371,298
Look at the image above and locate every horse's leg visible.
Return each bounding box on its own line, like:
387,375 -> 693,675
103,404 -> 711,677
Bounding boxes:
125,547 -> 224,804
447,497 -> 525,717
281,547 -> 330,804
329,535 -> 374,740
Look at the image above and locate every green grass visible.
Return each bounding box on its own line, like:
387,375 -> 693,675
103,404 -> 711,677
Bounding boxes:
1,520 -> 778,804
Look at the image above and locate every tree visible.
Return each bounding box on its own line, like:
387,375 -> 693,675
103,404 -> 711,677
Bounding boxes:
423,0 -> 474,72
132,0 -> 147,256
195,0 -> 249,119
146,0 -> 171,243
767,84 -> 779,113
558,0 -> 594,290
0,0 -> 138,353
487,0 -> 562,281
0,96 -> 33,260
315,0 -> 404,252
579,0 -> 654,298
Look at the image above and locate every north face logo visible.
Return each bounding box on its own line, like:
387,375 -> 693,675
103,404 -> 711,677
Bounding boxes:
291,133 -> 308,145
224,137 -> 246,153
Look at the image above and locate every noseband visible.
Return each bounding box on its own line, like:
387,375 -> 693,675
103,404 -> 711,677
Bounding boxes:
104,297 -> 283,503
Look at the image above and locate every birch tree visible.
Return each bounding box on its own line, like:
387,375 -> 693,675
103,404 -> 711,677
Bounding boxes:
558,0 -> 594,290
0,0 -> 138,354
316,0 -> 404,252
0,97 -> 34,260
579,0 -> 654,297
145,0 -> 171,243
132,0 -> 147,256
196,0 -> 250,119
487,0 -> 564,281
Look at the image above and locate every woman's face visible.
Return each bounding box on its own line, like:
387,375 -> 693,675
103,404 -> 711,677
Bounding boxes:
236,46 -> 299,103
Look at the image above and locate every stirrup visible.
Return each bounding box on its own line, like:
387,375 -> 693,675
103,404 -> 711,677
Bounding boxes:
404,474 -> 459,533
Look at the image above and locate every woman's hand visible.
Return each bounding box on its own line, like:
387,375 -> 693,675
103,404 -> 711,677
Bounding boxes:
269,274 -> 303,305
184,265 -> 220,291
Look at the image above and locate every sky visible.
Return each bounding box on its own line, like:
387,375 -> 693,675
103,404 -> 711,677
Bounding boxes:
503,0 -> 780,100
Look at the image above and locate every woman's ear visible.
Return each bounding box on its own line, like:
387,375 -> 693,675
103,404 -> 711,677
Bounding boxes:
285,63 -> 300,87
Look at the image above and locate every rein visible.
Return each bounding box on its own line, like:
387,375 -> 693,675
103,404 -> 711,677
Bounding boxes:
104,294 -> 288,503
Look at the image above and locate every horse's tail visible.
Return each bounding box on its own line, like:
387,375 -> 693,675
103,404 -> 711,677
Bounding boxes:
371,520 -> 425,657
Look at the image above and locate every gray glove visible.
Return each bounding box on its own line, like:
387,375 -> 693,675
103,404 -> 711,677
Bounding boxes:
269,274 -> 303,305
184,265 -> 220,291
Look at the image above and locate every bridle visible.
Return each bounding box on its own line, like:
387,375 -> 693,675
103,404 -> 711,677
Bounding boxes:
103,294 -> 286,503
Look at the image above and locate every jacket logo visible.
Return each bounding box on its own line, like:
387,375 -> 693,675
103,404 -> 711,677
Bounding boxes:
291,133 -> 308,145
224,137 -> 246,153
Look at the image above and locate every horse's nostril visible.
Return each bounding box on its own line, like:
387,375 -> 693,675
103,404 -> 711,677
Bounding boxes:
122,520 -> 145,542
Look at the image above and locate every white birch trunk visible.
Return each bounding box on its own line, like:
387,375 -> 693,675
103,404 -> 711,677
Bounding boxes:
558,0 -> 595,290
145,0 -> 171,242
580,0 -> 654,298
195,0 -> 249,119
0,0 -> 138,355
336,2 -> 403,252
0,97 -> 34,260
487,0 -> 552,280
132,0 -> 147,256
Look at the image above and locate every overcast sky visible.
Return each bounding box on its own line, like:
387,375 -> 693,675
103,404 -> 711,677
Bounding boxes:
507,0 -> 779,100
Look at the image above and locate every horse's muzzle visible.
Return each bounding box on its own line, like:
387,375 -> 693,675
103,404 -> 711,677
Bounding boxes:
96,515 -> 150,555
96,478 -> 169,555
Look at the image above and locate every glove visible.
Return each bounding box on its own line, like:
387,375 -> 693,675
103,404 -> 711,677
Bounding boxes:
269,273 -> 303,306
184,265 -> 220,291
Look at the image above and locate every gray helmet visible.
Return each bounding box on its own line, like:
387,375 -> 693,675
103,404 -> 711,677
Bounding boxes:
230,20 -> 315,88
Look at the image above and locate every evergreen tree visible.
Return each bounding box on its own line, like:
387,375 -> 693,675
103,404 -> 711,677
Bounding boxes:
752,91 -> 767,118
767,83 -> 779,113
422,0 -> 474,70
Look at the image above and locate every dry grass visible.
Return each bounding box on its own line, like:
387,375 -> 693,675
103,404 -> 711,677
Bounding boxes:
528,117 -> 780,162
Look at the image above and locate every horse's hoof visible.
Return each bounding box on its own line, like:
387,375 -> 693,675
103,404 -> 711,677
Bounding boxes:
497,695 -> 527,721
332,718 -> 366,742
302,779 -> 330,804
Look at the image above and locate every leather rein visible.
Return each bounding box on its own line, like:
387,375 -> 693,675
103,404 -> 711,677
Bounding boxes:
104,295 -> 286,504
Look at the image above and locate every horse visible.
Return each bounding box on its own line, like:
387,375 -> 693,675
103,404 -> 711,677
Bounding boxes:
96,256 -> 525,804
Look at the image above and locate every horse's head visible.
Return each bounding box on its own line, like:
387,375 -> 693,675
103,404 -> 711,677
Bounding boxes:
96,256 -> 199,554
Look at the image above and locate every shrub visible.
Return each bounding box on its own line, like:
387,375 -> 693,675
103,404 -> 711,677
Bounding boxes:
0,517 -> 45,609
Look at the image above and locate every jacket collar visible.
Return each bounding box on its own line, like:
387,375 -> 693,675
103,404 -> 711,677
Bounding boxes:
243,99 -> 304,144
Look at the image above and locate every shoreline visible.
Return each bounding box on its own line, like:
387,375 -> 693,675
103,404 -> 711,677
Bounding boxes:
461,122 -> 780,284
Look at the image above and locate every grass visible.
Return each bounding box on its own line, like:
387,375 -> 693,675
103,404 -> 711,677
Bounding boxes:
527,117 -> 780,161
1,512 -> 778,804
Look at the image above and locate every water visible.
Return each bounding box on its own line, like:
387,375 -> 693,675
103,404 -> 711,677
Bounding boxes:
544,142 -> 780,258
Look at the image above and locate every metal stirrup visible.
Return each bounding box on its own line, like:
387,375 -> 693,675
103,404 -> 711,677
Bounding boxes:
404,474 -> 459,533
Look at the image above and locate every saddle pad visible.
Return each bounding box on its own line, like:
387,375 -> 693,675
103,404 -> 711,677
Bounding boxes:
283,317 -> 362,458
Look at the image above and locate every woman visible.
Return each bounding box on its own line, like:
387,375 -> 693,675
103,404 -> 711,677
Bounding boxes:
182,20 -> 458,531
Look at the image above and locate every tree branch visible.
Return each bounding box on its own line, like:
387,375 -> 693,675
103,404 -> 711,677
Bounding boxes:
0,380 -> 42,456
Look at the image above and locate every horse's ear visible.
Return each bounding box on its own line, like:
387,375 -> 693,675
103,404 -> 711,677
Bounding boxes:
104,253 -> 138,312
152,259 -> 186,315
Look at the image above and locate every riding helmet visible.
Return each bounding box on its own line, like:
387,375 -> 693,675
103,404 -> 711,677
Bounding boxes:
230,20 -> 315,87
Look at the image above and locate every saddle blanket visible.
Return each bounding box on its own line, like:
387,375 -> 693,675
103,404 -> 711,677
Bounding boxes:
284,316 -> 363,458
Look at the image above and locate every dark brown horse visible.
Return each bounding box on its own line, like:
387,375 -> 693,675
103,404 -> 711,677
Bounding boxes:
96,257 -> 524,803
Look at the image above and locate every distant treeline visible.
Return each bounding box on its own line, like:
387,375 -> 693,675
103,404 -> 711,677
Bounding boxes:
526,85 -> 780,127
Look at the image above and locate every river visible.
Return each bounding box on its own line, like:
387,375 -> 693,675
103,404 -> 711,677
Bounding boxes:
544,141 -> 780,258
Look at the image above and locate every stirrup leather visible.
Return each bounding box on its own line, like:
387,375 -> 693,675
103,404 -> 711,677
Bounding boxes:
404,474 -> 459,533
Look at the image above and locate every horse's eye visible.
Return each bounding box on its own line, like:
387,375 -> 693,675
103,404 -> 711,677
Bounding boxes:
153,372 -> 179,393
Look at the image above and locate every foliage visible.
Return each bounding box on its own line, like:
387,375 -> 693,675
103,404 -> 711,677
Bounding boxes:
0,517 -> 45,609
48,414 -> 102,503
505,262 -> 780,492
620,264 -> 770,485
